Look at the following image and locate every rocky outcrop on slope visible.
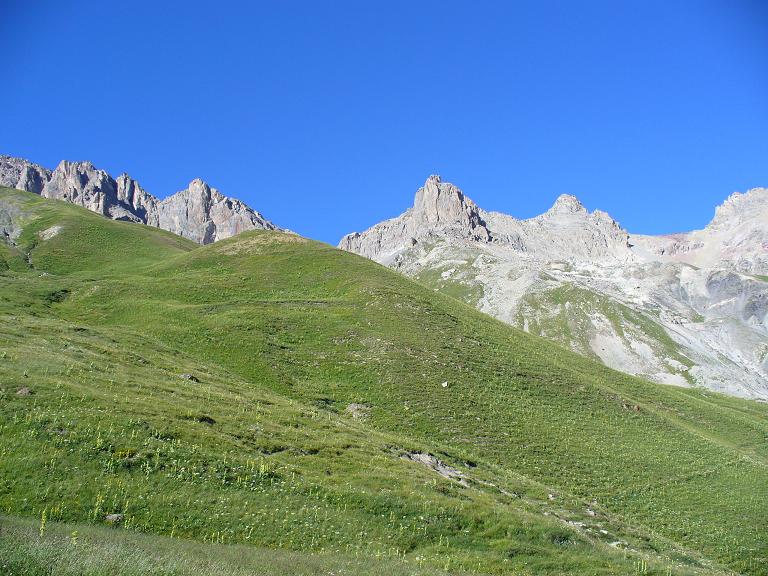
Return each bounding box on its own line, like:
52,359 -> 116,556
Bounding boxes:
339,176 -> 768,399
0,196 -> 25,244
0,155 -> 278,244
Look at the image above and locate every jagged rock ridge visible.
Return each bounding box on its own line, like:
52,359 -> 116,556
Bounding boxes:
0,155 -> 278,244
340,177 -> 768,400
340,176 -> 490,261
155,178 -> 275,244
0,156 -> 51,194
632,187 -> 768,275
340,176 -> 633,266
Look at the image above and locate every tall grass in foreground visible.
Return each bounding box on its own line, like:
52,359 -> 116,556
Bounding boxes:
0,516 -> 458,576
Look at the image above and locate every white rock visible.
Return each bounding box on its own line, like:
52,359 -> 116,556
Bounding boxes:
0,156 -> 50,193
0,156 -> 280,245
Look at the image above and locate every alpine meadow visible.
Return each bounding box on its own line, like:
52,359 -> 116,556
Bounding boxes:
1,186 -> 766,575
2,2 -> 767,575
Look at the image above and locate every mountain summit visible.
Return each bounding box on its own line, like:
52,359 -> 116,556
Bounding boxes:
154,178 -> 276,244
412,175 -> 491,239
0,155 -> 278,244
634,186 -> 768,274
340,176 -> 630,265
339,175 -> 492,262
544,193 -> 587,215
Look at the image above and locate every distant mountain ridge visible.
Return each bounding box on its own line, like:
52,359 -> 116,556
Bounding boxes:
0,155 -> 278,244
340,176 -> 768,399
632,187 -> 768,275
340,175 -> 634,266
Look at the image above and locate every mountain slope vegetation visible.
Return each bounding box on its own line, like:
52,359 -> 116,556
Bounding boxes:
1,187 -> 766,575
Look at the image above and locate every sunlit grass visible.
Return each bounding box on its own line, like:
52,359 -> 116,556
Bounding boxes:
0,515 -> 459,576
1,186 -> 766,575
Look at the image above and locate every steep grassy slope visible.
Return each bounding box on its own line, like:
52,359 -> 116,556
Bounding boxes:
0,187 -> 195,274
1,187 -> 767,575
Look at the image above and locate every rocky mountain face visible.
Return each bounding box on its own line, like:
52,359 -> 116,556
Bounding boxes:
340,177 -> 768,400
340,175 -> 490,260
0,156 -> 278,243
340,176 -> 633,266
155,178 -> 275,244
0,156 -> 51,194
632,187 -> 768,275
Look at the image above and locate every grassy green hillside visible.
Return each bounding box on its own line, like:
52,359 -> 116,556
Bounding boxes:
1,187 -> 767,575
0,515 -> 456,576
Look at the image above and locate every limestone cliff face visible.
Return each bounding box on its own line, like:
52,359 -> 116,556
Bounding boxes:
0,155 -> 279,243
339,175 -> 490,263
41,161 -> 143,222
116,174 -> 158,225
0,156 -> 51,194
156,179 -> 276,244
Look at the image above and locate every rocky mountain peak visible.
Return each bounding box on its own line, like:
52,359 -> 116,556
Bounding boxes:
545,194 -> 587,216
0,155 -> 51,194
709,187 -> 768,229
60,159 -> 95,170
182,178 -> 234,204
0,155 -> 278,244
337,175 -> 491,262
156,178 -> 277,244
174,178 -> 210,203
414,175 -> 460,222
43,160 -> 124,218
187,178 -> 211,193
412,175 -> 490,240
631,185 -> 768,275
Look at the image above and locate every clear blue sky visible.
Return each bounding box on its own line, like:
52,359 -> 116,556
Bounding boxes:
2,1 -> 766,243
